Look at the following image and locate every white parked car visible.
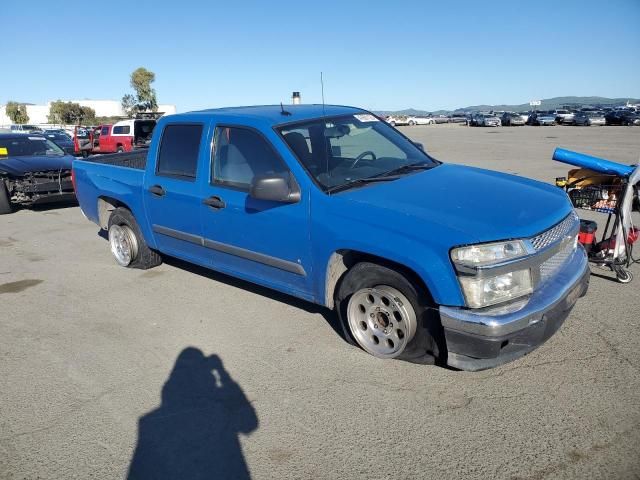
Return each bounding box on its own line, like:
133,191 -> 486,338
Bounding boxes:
407,116 -> 435,126
553,109 -> 575,125
385,116 -> 409,127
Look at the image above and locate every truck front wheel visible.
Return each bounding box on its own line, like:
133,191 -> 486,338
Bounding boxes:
336,262 -> 443,364
0,180 -> 13,215
107,207 -> 162,269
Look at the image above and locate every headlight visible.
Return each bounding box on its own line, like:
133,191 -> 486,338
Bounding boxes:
451,240 -> 533,308
451,240 -> 527,267
458,269 -> 533,308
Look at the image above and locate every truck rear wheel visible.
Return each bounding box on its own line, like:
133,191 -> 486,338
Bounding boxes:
107,207 -> 162,269
0,180 -> 13,215
335,262 -> 443,364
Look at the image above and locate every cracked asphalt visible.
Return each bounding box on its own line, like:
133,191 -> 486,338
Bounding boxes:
1,125 -> 639,479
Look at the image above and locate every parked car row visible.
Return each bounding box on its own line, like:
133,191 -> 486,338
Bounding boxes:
385,106 -> 640,128
3,117 -> 158,158
385,114 -> 465,126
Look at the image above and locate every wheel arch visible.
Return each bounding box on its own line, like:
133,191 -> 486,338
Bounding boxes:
324,249 -> 435,309
97,196 -> 130,229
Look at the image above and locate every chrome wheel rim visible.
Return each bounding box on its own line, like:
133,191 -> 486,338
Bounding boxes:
347,285 -> 417,359
109,224 -> 138,267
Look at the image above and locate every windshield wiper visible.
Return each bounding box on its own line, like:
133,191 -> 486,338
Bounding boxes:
326,175 -> 403,194
378,162 -> 435,178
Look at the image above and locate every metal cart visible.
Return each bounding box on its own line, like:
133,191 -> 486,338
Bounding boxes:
553,148 -> 639,283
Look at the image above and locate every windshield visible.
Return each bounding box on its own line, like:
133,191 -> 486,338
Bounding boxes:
278,114 -> 437,191
0,136 -> 65,156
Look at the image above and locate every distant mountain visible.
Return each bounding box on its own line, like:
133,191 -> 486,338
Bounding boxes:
375,108 -> 431,116
375,96 -> 639,116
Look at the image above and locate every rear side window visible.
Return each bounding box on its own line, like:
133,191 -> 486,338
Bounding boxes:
157,124 -> 203,179
113,125 -> 131,134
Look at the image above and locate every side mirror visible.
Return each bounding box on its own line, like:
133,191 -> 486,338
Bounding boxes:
413,141 -> 425,151
250,173 -> 300,203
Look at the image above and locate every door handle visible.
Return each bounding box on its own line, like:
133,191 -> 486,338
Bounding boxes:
202,196 -> 226,209
149,185 -> 166,197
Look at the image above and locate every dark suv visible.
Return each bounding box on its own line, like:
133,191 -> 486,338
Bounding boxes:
605,110 -> 640,126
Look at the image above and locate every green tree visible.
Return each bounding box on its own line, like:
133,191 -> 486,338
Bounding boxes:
48,101 -> 96,125
121,93 -> 137,118
121,67 -> 158,117
5,101 -> 29,124
80,106 -> 96,125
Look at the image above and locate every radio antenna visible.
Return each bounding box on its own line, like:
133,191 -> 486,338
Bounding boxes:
320,72 -> 326,116
280,102 -> 291,116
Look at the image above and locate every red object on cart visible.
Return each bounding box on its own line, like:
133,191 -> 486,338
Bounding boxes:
578,220 -> 598,252
595,227 -> 640,252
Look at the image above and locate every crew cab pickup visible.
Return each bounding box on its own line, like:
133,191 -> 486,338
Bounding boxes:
73,105 -> 590,371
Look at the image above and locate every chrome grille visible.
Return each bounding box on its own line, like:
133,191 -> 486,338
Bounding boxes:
530,213 -> 578,251
540,242 -> 574,282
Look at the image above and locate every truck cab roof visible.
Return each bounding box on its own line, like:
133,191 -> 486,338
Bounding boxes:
178,104 -> 367,126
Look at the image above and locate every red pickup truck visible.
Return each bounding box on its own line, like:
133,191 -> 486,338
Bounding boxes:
74,119 -> 156,157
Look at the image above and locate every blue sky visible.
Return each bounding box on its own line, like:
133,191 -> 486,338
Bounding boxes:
3,0 -> 639,112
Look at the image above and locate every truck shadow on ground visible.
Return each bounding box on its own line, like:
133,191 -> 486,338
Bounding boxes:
20,200 -> 78,214
96,229 -> 350,345
127,347 -> 258,480
163,256 -> 348,343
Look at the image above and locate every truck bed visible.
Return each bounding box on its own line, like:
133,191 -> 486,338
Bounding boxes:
84,150 -> 148,170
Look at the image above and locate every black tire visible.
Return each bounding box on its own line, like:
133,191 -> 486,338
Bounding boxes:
82,150 -> 89,158
107,207 -> 162,269
335,261 -> 446,365
116,146 -> 124,153
616,269 -> 633,284
0,180 -> 13,215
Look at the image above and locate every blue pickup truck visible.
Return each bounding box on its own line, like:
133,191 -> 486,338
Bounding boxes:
74,105 -> 590,371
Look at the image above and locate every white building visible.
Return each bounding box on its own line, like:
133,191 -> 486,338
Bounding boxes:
0,100 -> 177,126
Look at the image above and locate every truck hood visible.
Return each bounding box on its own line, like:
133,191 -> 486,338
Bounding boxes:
336,163 -> 572,244
0,155 -> 74,176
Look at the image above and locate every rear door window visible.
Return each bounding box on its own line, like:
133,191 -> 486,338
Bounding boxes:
156,124 -> 203,180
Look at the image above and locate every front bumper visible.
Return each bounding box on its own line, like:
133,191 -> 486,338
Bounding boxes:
440,246 -> 590,371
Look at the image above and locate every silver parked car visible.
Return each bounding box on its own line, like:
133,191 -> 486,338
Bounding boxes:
501,112 -> 525,126
527,112 -> 556,126
573,111 -> 606,126
477,114 -> 501,127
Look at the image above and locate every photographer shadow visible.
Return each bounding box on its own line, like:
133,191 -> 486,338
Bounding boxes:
127,348 -> 258,480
